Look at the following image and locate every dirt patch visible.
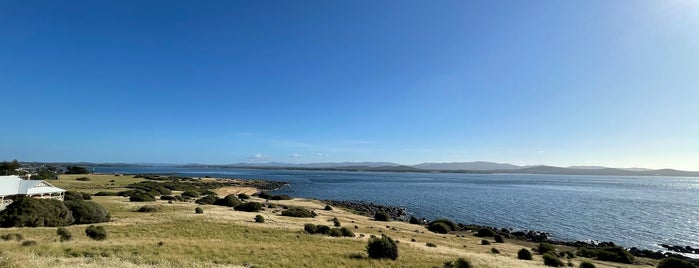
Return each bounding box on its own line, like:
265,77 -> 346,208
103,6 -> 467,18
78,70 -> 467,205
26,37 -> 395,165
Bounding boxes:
215,186 -> 258,196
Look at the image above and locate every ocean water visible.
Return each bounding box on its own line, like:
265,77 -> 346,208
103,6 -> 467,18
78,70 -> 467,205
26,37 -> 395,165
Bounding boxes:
93,166 -> 699,252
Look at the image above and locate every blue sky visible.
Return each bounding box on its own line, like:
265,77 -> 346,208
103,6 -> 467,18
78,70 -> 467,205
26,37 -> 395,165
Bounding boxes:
1,0 -> 698,170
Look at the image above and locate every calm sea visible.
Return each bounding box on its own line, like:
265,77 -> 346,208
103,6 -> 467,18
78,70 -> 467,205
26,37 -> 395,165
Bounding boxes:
92,166 -> 699,252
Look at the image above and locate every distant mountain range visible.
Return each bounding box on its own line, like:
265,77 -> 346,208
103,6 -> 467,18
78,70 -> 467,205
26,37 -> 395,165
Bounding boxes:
178,161 -> 699,177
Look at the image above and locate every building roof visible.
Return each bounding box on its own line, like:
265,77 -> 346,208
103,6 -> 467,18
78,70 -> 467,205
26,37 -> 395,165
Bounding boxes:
0,175 -> 65,196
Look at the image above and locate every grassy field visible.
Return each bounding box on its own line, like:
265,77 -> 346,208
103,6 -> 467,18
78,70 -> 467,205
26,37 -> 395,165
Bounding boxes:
0,175 -> 657,268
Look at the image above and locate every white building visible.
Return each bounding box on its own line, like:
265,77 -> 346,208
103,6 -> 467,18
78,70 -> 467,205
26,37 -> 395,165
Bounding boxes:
0,175 -> 66,210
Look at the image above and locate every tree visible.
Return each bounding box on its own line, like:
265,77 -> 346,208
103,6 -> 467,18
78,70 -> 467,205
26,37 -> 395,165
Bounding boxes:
65,166 -> 89,174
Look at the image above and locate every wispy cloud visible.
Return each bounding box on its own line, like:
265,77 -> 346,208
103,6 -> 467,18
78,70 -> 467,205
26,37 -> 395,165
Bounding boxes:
314,153 -> 328,157
291,154 -> 302,158
250,153 -> 267,160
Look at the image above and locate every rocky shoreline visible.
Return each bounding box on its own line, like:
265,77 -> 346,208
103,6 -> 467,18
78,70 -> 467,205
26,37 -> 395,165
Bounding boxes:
322,199 -> 699,266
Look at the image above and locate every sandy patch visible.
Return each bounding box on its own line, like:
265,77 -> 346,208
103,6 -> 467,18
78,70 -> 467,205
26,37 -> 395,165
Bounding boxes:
214,186 -> 258,196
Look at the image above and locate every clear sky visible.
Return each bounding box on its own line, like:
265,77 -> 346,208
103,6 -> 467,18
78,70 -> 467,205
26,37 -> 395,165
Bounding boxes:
1,0 -> 698,170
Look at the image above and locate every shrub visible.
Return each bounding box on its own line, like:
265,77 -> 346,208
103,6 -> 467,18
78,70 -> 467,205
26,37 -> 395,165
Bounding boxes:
316,225 -> 331,234
214,194 -> 242,207
563,251 -> 574,259
0,197 -> 73,227
329,228 -> 343,237
235,202 -> 263,212
427,219 -> 457,233
481,240 -> 491,245
475,228 -> 496,237
94,191 -> 119,196
579,261 -> 596,268
538,243 -> 556,254
366,235 -> 398,260
1,233 -> 23,241
332,217 -> 341,227
21,240 -> 37,246
304,223 -> 318,234
324,205 -> 333,210
238,193 -> 250,200
57,227 -> 72,242
444,258 -> 471,268
195,207 -> 203,214
64,200 -> 111,224
426,242 -> 437,247
181,190 -> 200,198
491,247 -> 500,254
494,234 -> 504,243
409,216 -> 420,224
282,207 -> 315,218
64,191 -> 92,201
543,253 -> 564,267
195,195 -> 218,205
428,222 -> 451,234
270,194 -> 291,200
254,215 -> 265,223
85,225 -> 106,240
657,258 -> 695,268
160,195 -> 175,200
129,192 -> 155,202
340,227 -> 355,237
373,211 -> 390,221
137,205 -> 162,213
576,247 -> 634,264
518,248 -> 533,260
75,177 -> 91,181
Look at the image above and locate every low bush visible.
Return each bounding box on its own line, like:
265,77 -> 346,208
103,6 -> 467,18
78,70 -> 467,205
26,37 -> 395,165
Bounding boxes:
129,192 -> 155,202
579,261 -> 596,268
304,223 -> 318,234
426,242 -> 437,247
444,257 -> 471,268
543,253 -> 564,267
94,191 -> 119,196
64,191 -> 92,201
257,192 -> 292,200
657,257 -> 695,268
328,228 -> 343,237
75,177 -> 91,181
494,234 -> 504,243
518,248 -> 533,260
563,251 -> 574,259
340,227 -> 355,237
373,211 -> 391,221
316,225 -> 331,234
332,217 -> 341,227
254,215 -> 265,223
195,207 -> 203,214
281,207 -> 315,218
324,205 -> 333,210
85,225 -> 107,240
21,240 -> 37,246
576,247 -> 634,264
409,216 -> 420,224
160,195 -> 175,200
538,243 -> 556,254
137,205 -> 162,213
481,240 -> 491,245
181,190 -> 200,198
214,194 -> 242,207
64,200 -> 111,224
234,202 -> 263,212
366,235 -> 398,260
0,197 -> 73,227
238,193 -> 250,200
491,247 -> 500,254
1,233 -> 23,241
427,219 -> 457,233
475,228 -> 496,237
57,227 -> 72,242
195,195 -> 219,205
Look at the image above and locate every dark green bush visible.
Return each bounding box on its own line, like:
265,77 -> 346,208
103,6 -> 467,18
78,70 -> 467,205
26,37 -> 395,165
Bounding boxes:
238,193 -> 250,200
57,227 -> 72,242
85,225 -> 107,240
195,195 -> 219,205
563,251 -> 574,259
75,177 -> 91,181
281,207 -> 315,218
538,243 -> 556,254
475,228 -> 496,237
137,205 -> 162,213
576,247 -> 634,264
181,190 -> 200,198
316,225 -> 331,234
64,191 -> 92,201
332,217 -> 341,227
518,248 -> 533,260
160,195 -> 175,200
304,223 -> 318,234
491,247 -> 500,254
1,233 -> 23,241
579,261 -> 596,268
409,216 -> 420,224
481,240 -> 491,245
428,222 -> 451,234
64,200 -> 111,224
657,257 -> 695,268
0,197 -> 73,227
234,202 -> 263,212
366,235 -> 398,260
129,192 -> 155,202
257,192 -> 292,200
373,211 -> 391,221
494,234 -> 504,243
270,194 -> 291,200
21,240 -> 37,246
324,205 -> 333,210
543,253 -> 564,267
215,194 -> 242,207
328,228 -> 343,237
195,207 -> 203,214
426,242 -> 437,247
340,227 -> 355,237
254,215 -> 264,223
444,257 -> 471,268
94,191 -> 119,196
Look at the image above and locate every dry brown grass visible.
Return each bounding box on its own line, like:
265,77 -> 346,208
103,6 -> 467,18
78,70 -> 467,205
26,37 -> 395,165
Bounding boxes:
0,175 -> 656,268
